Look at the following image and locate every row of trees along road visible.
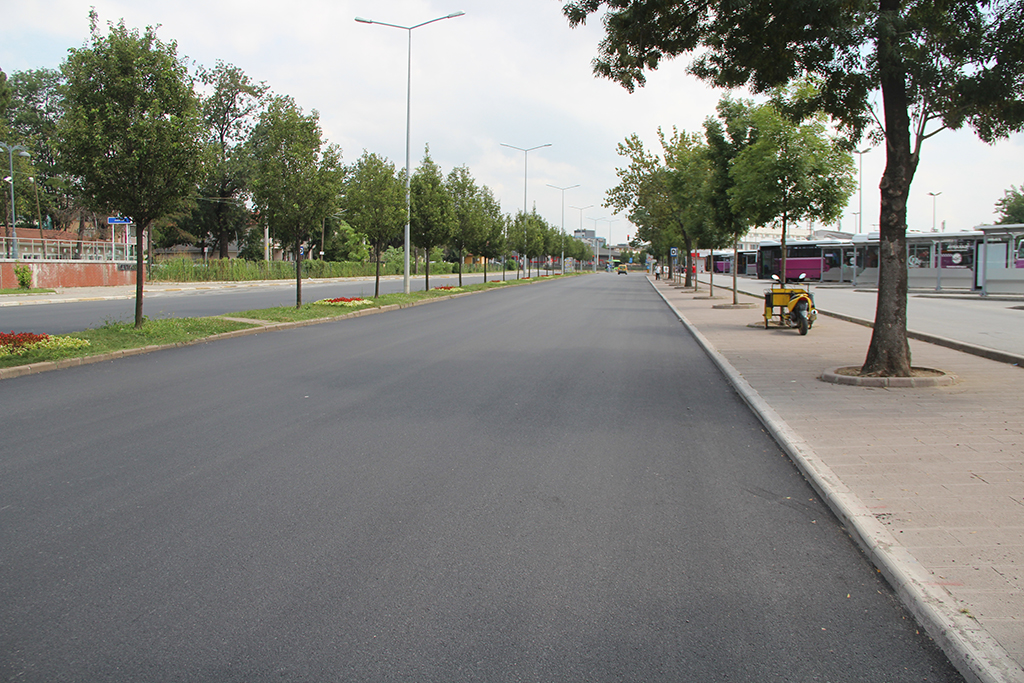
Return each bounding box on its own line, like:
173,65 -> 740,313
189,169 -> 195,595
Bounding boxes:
565,0 -> 1024,378
605,88 -> 855,302
0,12 -> 593,326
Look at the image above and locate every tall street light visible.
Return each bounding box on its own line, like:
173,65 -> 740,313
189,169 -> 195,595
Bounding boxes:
607,218 -> 619,269
854,148 -> 871,234
547,183 -> 578,274
569,204 -> 592,273
589,216 -> 604,272
928,191 -> 942,232
2,142 -> 31,259
29,177 -> 43,240
356,11 -> 465,294
501,142 -> 551,277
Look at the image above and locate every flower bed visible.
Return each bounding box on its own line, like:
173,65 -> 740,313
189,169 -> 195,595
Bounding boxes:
433,286 -> 464,292
313,297 -> 372,307
0,331 -> 91,357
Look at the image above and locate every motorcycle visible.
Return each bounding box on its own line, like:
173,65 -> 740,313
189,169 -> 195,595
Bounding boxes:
763,273 -> 817,335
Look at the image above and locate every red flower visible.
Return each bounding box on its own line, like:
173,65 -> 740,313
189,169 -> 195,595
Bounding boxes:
1,331 -> 50,349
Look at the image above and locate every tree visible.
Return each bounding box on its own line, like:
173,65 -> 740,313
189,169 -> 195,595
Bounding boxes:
343,151 -> 405,297
0,69 -> 11,125
58,12 -> 204,327
410,146 -> 454,290
323,218 -> 369,263
728,102 -> 855,281
186,62 -> 268,258
447,165 -> 485,286
995,184 -> 1024,224
4,69 -> 74,233
565,0 -> 1024,375
470,185 -> 506,282
249,96 -> 343,307
606,129 -> 710,285
703,96 -> 756,302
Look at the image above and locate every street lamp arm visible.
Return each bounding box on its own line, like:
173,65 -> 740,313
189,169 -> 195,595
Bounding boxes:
356,12 -> 464,30
501,143 -> 552,153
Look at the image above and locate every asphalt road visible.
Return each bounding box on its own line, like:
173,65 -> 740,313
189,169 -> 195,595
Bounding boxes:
0,274 -> 963,682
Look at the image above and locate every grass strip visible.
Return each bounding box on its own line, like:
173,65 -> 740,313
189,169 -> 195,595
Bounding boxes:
0,317 -> 255,369
0,288 -> 56,295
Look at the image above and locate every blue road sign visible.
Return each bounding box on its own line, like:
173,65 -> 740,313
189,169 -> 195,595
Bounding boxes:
107,217 -> 132,224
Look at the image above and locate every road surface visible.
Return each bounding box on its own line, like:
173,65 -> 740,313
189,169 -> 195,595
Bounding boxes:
0,274 -> 962,681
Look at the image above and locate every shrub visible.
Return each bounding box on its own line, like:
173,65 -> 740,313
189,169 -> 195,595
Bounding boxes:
0,331 -> 91,357
14,264 -> 32,289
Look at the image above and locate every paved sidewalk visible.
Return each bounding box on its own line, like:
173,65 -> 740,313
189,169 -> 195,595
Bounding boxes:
650,277 -> 1023,683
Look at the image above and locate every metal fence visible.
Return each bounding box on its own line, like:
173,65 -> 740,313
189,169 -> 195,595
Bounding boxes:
1,236 -> 137,262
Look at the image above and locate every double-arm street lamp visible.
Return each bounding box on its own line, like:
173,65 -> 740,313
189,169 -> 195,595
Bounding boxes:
501,142 -> 551,277
547,183 -> 578,274
356,11 -> 465,294
2,142 -> 31,259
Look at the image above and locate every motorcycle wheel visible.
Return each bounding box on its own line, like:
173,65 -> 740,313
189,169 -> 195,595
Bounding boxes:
795,302 -> 809,335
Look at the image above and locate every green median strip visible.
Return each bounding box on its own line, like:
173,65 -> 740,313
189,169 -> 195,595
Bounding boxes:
0,273 -> 579,374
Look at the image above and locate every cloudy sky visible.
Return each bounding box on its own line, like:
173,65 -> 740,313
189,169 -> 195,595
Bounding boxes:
4,0 -> 1022,246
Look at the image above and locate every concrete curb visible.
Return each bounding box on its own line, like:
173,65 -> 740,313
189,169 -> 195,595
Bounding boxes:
819,365 -> 958,388
649,279 -> 1024,683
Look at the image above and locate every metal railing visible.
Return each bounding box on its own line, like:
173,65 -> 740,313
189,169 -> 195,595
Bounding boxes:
1,236 -> 137,262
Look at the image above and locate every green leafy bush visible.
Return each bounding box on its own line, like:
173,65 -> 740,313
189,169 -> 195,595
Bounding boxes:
14,264 -> 32,289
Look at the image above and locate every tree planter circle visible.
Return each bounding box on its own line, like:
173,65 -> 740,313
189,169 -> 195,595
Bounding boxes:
820,366 -> 956,388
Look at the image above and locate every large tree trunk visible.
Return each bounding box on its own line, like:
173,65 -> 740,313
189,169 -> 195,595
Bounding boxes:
295,238 -> 302,308
218,196 -> 230,259
374,245 -> 382,298
861,0 -> 915,377
780,207 -> 788,283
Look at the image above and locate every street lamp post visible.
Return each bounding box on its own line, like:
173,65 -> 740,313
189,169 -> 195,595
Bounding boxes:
588,217 -> 604,273
928,191 -> 942,232
356,11 -> 465,294
502,142 -> 551,278
854,148 -> 870,234
30,177 -> 43,239
2,142 -> 31,259
569,204 -> 592,273
547,184 -> 578,275
607,218 -> 619,270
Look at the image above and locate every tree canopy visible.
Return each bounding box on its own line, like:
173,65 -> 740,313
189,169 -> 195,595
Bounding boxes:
183,61 -> 268,258
57,11 -> 205,327
565,0 -> 1024,375
728,101 -> 855,279
410,146 -> 454,290
249,95 -> 343,307
995,184 -> 1024,224
343,151 -> 406,297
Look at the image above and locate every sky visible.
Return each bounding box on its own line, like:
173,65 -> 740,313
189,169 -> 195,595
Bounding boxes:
3,0 -> 1022,247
